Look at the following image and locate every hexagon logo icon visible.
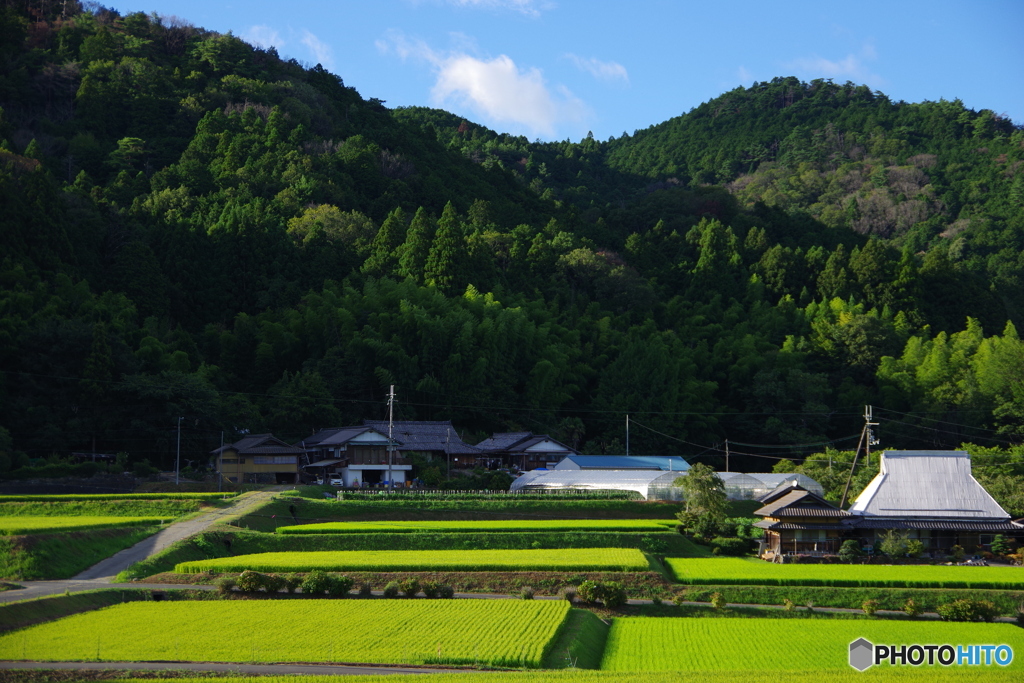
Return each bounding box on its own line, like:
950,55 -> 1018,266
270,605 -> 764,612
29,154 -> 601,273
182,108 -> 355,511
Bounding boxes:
849,638 -> 874,671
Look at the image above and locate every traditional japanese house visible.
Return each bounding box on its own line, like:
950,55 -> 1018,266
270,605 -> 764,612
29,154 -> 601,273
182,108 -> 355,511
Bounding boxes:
754,481 -> 851,558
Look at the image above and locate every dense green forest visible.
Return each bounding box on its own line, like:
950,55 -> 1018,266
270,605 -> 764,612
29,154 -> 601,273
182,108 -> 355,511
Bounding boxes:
1,1 -> 1022,478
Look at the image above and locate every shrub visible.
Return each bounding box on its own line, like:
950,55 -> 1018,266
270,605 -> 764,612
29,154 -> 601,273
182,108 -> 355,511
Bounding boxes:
382,581 -> 400,599
577,580 -> 601,604
326,575 -> 354,597
262,573 -> 286,593
301,570 -> 332,595
236,570 -> 269,593
398,578 -> 420,598
710,537 -> 749,556
672,592 -> 687,607
783,598 -> 794,612
215,576 -> 236,596
906,539 -> 925,559
862,599 -> 880,616
1016,603 -> 1024,628
711,547 -> 721,556
358,582 -> 373,597
709,592 -> 725,611
282,574 -> 302,594
903,598 -> 922,617
599,581 -> 627,609
949,545 -> 966,562
421,581 -> 440,599
990,535 -> 1011,555
559,586 -> 576,604
437,584 -> 455,599
838,540 -> 862,563
651,597 -> 662,606
934,599 -> 1000,622
520,586 -> 535,600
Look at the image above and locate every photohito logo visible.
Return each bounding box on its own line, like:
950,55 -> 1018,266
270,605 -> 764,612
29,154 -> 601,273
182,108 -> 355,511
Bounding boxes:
849,638 -> 1013,671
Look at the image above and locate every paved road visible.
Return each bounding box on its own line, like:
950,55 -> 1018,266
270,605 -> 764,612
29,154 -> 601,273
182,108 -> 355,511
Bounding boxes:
73,491 -> 276,580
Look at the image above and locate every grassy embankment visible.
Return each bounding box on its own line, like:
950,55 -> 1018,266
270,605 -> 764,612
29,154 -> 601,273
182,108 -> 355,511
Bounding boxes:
0,498 -> 217,581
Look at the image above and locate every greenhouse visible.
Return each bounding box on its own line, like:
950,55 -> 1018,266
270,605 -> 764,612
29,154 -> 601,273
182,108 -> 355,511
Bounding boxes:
510,469 -> 683,500
714,472 -> 826,500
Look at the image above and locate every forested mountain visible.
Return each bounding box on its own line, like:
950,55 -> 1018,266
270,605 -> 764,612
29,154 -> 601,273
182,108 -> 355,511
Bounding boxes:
1,1 -> 1023,477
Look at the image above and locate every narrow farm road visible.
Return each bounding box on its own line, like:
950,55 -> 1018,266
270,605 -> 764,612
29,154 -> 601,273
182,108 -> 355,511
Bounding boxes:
74,490 -> 279,580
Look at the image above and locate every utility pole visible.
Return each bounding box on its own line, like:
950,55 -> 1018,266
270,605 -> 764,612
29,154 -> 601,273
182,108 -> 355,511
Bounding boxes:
387,385 -> 395,489
175,416 -> 183,486
217,430 -> 224,492
625,415 -> 630,457
864,405 -> 878,467
839,405 -> 878,509
725,439 -> 730,473
445,427 -> 451,480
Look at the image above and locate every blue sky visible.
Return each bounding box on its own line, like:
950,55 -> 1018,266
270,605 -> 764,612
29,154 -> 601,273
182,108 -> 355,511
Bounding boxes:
114,0 -> 1023,142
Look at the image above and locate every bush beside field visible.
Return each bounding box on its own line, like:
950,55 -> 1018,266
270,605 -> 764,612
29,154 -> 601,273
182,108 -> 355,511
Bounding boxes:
667,557 -> 1024,589
277,520 -> 680,534
0,516 -> 169,535
175,548 -> 652,574
0,499 -> 204,518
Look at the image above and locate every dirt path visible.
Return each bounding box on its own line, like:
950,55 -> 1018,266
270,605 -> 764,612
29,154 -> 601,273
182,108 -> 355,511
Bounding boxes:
73,490 -> 277,581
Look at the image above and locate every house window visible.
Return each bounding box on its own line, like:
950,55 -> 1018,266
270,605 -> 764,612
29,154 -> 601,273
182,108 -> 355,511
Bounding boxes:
221,459 -> 238,465
980,535 -> 994,545
253,456 -> 297,464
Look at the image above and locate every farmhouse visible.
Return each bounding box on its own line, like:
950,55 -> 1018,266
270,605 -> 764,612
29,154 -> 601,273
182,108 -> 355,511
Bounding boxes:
476,432 -> 578,470
212,433 -> 305,485
298,425 -> 412,487
754,481 -> 851,557
845,449 -> 1021,553
362,419 -> 482,469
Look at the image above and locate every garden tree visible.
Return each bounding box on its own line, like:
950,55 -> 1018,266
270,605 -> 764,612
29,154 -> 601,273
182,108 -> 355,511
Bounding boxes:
361,206 -> 406,277
838,539 -> 862,563
397,206 -> 435,282
878,529 -> 910,559
424,201 -> 468,293
674,463 -> 728,539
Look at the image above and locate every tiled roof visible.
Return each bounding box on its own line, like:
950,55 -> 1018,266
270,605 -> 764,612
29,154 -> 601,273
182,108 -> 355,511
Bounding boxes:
212,433 -> 304,455
755,490 -> 849,518
754,520 -> 846,530
845,519 -> 1022,531
363,420 -> 481,455
477,432 -> 533,451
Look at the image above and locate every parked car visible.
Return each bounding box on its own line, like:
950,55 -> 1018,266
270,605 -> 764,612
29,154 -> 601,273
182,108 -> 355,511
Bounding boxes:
329,476 -> 344,487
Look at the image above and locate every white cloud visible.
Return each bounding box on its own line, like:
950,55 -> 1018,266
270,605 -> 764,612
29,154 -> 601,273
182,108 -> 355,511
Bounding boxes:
379,30 -> 587,139
301,29 -> 335,69
241,25 -> 285,50
785,43 -> 884,88
737,66 -> 753,84
438,0 -> 550,17
566,54 -> 629,84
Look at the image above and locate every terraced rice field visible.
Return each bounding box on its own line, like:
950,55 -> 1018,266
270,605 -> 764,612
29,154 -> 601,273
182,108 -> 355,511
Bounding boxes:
276,520 -> 678,534
601,617 -> 1024,671
0,599 -> 570,667
176,548 -> 650,573
666,557 -> 1024,589
0,516 -> 168,535
48,670 -> 1024,682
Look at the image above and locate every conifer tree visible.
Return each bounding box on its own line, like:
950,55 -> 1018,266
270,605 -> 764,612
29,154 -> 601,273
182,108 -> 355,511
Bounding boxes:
424,201 -> 467,293
397,206 -> 435,283
361,206 -> 406,277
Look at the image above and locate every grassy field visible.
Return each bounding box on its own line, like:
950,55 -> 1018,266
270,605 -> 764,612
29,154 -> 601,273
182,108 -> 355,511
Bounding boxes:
277,520 -> 679,534
175,548 -> 651,573
601,617 -> 1024,671
0,499 -> 207,517
0,516 -> 168,535
0,526 -> 162,580
0,599 -> 570,667
34,671 -> 1024,682
0,493 -> 237,502
673,584 -> 1024,614
666,557 -> 1024,589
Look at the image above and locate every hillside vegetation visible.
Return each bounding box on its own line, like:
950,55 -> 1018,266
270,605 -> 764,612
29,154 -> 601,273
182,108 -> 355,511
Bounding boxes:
0,1 -> 1022,477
